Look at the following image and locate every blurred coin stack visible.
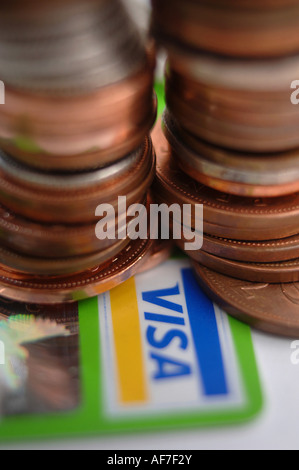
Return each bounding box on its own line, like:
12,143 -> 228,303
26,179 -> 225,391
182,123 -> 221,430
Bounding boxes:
0,0 -> 158,304
152,0 -> 299,335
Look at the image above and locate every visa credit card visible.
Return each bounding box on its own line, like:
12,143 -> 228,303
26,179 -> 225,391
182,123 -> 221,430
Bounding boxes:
98,258 -> 262,429
0,258 -> 262,442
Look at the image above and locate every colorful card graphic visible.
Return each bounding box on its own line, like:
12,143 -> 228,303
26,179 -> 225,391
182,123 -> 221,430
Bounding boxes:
0,259 -> 262,442
99,259 -> 262,427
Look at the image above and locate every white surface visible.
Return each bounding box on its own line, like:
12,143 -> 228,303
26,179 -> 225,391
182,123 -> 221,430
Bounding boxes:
1,330 -> 299,450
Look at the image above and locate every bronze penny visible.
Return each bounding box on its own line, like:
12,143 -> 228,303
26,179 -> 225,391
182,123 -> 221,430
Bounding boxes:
0,193 -> 150,275
172,220 -> 299,262
0,237 -> 155,304
166,75 -> 299,130
0,66 -> 156,170
153,7 -> 299,58
0,237 -> 131,276
185,248 -> 299,283
163,111 -> 299,178
193,263 -> 299,338
202,233 -> 299,264
0,95 -> 157,172
175,171 -> 299,199
153,122 -> 299,241
166,74 -> 296,153
167,93 -> 299,128
0,200 -> 145,258
0,136 -> 155,224
200,219 -> 299,244
163,111 -> 299,197
163,53 -> 299,152
166,68 -> 294,113
153,4 -> 299,58
166,95 -> 299,153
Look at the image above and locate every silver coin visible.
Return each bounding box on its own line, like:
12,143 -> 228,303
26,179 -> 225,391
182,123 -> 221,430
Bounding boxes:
0,144 -> 144,190
0,0 -> 146,94
0,0 -> 116,40
166,43 -> 299,92
163,111 -> 299,186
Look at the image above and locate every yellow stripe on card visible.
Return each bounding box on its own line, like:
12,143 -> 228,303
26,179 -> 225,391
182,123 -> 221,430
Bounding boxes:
110,277 -> 148,404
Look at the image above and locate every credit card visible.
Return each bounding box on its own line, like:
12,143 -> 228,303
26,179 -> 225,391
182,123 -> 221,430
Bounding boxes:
0,258 -> 263,442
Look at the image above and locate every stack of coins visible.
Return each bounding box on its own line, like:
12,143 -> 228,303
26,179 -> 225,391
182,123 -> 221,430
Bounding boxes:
0,0 -> 159,304
151,0 -> 299,59
152,0 -> 299,336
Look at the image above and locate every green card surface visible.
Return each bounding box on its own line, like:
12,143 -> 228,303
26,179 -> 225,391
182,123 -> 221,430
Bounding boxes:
0,258 -> 263,442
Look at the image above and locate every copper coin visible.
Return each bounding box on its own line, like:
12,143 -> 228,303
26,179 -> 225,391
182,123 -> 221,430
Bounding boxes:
166,74 -> 299,128
175,171 -> 299,199
153,1 -> 299,58
166,67 -> 294,113
202,233 -> 299,264
0,200 -> 144,258
0,236 -> 132,277
163,51 -> 299,152
0,237 -> 155,304
152,122 -> 299,241
166,95 -> 299,153
0,136 -> 155,224
0,192 -> 150,275
200,219 -> 299,244
172,220 -> 299,262
162,111 -> 299,197
164,110 -> 299,173
0,96 -> 157,171
163,30 -> 298,85
0,67 -> 156,170
193,263 -> 299,337
165,80 -> 299,153
185,248 -> 299,283
166,74 -> 296,145
168,93 -> 299,128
